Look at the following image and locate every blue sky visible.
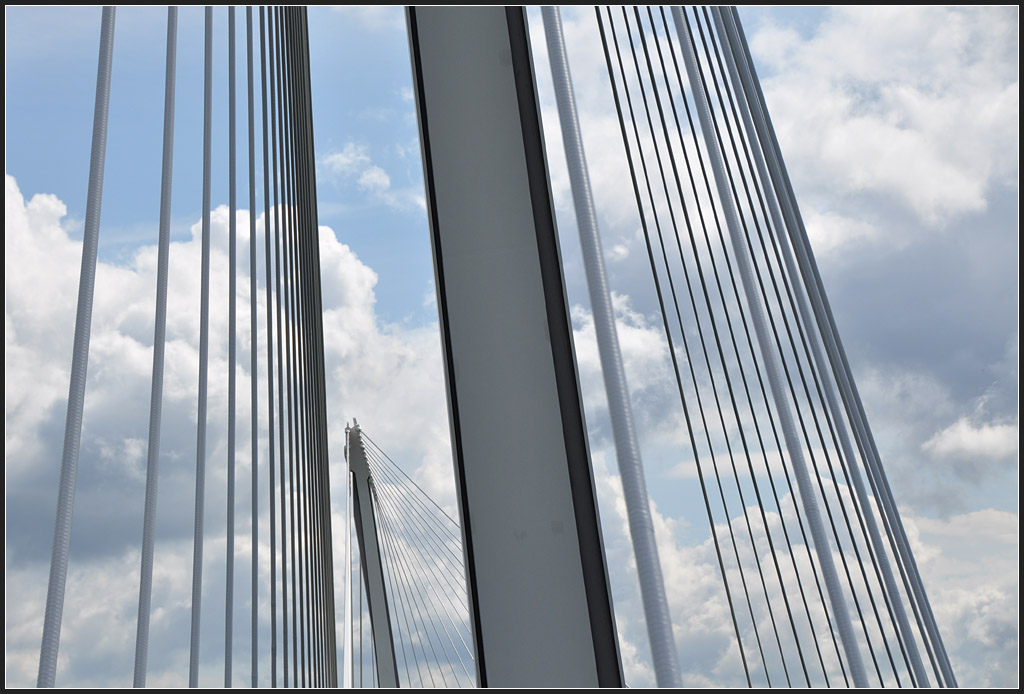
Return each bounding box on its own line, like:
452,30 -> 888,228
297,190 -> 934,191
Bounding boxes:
5,5 -> 1019,688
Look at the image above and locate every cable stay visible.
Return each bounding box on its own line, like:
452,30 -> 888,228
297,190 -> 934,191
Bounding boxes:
345,423 -> 476,689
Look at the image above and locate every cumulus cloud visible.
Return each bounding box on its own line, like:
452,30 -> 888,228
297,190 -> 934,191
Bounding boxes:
923,417 -> 1019,463
749,6 -> 1018,233
592,437 -> 1019,687
4,174 -> 450,686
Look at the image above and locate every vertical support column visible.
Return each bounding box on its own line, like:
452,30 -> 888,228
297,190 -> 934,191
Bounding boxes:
407,7 -> 623,687
346,424 -> 399,688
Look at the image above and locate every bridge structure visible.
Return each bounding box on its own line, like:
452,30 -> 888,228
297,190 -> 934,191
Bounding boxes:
31,5 -> 956,688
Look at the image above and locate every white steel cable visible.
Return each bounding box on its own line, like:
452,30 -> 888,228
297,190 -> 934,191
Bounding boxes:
245,7 -> 260,687
37,7 -> 116,688
133,7 -> 177,687
670,6 -> 869,686
724,8 -> 957,686
541,7 -> 681,688
713,7 -> 930,687
226,7 -> 237,687
188,7 -> 214,687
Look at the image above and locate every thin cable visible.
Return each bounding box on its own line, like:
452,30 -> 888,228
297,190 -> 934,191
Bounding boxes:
363,453 -> 469,592
373,483 -> 447,687
691,9 -> 900,682
280,14 -> 311,682
362,434 -> 460,529
727,8 -> 956,686
648,8 -> 840,683
188,8 -> 214,687
133,8 -> 176,687
244,7 -> 259,687
656,8 -> 850,683
542,9 -> 682,686
371,483 -> 417,685
273,8 -> 300,685
670,6 -> 869,686
608,7 -> 775,683
361,445 -> 463,549
343,470 -> 353,688
268,6 -> 291,686
708,8 -> 920,684
363,457 -> 467,585
367,464 -> 475,680
258,6 -> 279,687
687,8 -> 885,682
38,7 -> 116,688
627,9 -> 804,683
295,10 -> 339,681
362,446 -> 464,553
225,9 -> 238,688
595,7 -> 753,685
365,459 -> 474,629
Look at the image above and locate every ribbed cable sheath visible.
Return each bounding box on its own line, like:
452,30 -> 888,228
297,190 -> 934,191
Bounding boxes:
725,9 -> 957,686
541,7 -> 681,688
37,8 -> 116,688
188,8 -> 214,687
713,7 -> 930,687
226,8 -> 237,688
133,7 -> 177,687
670,6 -> 869,686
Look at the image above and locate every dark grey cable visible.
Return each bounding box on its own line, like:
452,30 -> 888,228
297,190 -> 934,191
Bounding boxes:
258,6 -> 278,688
542,8 -> 682,686
272,8 -> 299,685
373,482 -> 447,687
225,8 -> 238,688
595,7 -> 753,685
133,8 -> 176,687
370,483 -> 416,685
691,8 -> 904,683
366,462 -> 475,680
38,8 -> 116,688
687,8 -> 894,683
625,9 -> 801,683
710,8 -> 924,685
610,7 -> 776,682
648,8 -> 841,683
188,8 -> 214,687
245,7 -> 259,687
266,7 -> 290,686
670,6 -> 868,686
726,9 -> 957,686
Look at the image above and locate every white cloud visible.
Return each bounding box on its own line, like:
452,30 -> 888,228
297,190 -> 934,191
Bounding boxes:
357,165 -> 390,194
923,417 -> 1019,462
320,141 -> 424,212
749,6 -> 1019,232
4,174 -> 450,686
321,142 -> 370,176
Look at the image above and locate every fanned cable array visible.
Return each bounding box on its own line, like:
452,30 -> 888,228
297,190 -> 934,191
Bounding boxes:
37,6 -> 336,688
590,5 -> 956,688
346,427 -> 475,688
256,7 -> 337,688
34,4 -> 959,689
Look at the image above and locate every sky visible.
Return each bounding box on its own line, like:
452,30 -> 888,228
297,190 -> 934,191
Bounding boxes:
4,5 -> 1019,688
